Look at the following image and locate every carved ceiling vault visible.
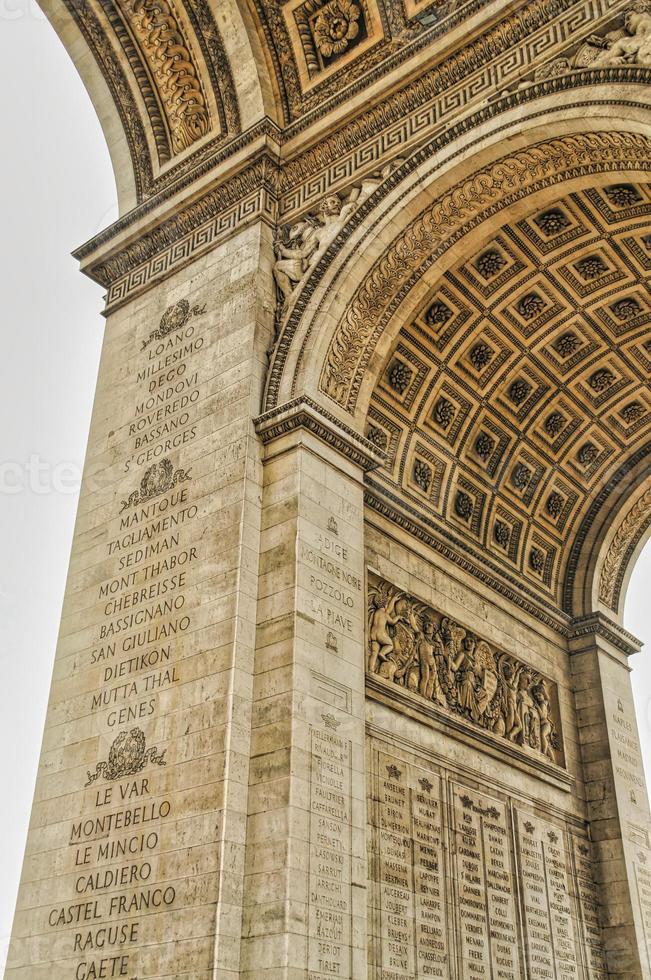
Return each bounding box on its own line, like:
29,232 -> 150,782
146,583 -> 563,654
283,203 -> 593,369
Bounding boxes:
366,182 -> 651,608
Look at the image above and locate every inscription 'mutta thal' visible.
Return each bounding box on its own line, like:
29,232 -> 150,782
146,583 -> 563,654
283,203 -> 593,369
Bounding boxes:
8,0 -> 651,976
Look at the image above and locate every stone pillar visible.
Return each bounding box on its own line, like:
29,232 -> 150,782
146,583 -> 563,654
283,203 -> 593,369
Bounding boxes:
241,400 -> 378,980
570,613 -> 651,979
6,222 -> 275,980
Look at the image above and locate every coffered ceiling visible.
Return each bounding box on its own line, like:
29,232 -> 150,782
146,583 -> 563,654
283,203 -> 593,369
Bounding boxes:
367,181 -> 651,605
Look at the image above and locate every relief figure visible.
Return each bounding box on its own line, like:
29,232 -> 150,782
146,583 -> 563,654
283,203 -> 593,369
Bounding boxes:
367,576 -> 562,765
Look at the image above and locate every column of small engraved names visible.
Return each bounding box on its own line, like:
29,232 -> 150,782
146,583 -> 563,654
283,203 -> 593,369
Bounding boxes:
44,308 -> 207,977
572,838 -> 607,979
308,726 -> 353,979
515,811 -> 579,980
450,784 -> 519,980
374,755 -> 449,978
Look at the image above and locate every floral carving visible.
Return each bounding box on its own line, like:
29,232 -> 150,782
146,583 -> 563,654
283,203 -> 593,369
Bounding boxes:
366,424 -> 388,450
433,397 -> 456,430
474,433 -> 495,462
388,361 -> 413,394
535,208 -> 570,236
620,402 -> 646,423
599,486 -> 651,608
604,183 -> 643,207
517,293 -> 546,321
553,332 -> 581,358
413,459 -> 432,492
588,368 -> 616,393
313,0 -> 360,58
529,547 -> 545,574
120,458 -> 191,512
544,412 -> 566,437
85,728 -> 166,786
454,490 -> 473,521
425,300 -> 453,327
367,576 -> 561,763
475,249 -> 507,280
577,442 -> 599,467
511,463 -> 532,491
123,0 -> 211,153
469,342 -> 494,371
546,492 -> 564,519
612,297 -> 642,321
576,255 -> 608,281
493,521 -> 511,548
508,379 -> 532,406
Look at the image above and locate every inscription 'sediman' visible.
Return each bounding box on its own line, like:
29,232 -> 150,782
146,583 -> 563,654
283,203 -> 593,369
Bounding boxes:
367,575 -> 563,765
85,727 -> 167,786
120,457 -> 192,512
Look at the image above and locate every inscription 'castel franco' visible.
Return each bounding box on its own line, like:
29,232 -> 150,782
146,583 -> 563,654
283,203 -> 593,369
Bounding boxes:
9,3 -> 651,976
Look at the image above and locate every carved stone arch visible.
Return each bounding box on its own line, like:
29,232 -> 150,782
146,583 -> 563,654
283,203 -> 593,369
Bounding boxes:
264,84 -> 651,422
565,454 -> 651,622
41,0 -> 279,213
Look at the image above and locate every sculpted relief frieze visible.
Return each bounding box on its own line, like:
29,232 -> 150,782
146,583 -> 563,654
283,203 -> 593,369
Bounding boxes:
367,574 -> 565,767
537,0 -> 651,77
272,161 -> 402,321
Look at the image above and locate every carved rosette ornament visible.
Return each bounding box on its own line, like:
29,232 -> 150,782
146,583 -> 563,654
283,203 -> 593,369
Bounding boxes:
599,487 -> 651,609
367,575 -> 563,765
318,132 -> 651,412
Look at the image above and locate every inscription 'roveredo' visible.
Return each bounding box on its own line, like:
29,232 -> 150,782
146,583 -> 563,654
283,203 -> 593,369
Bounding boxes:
367,574 -> 563,766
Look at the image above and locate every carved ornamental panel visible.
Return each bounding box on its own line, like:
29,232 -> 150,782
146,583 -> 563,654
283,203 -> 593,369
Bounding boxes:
367,573 -> 565,769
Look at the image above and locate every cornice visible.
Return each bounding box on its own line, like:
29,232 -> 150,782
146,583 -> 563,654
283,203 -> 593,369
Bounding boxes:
364,478 -> 573,635
254,397 -> 385,472
569,612 -> 643,657
74,0 -> 638,304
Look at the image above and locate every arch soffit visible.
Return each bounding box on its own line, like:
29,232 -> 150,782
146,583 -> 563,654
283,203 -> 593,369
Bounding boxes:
262,100 -> 651,622
265,96 -> 651,422
42,0 -> 276,214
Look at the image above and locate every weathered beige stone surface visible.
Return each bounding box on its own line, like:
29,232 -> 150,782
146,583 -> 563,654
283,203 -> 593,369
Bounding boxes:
8,0 -> 651,975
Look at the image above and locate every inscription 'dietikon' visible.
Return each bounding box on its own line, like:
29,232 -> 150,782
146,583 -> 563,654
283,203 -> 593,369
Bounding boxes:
367,574 -> 563,766
45,299 -> 208,979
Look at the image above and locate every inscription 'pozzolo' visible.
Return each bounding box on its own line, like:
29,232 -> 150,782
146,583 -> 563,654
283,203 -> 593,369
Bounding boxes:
367,575 -> 563,765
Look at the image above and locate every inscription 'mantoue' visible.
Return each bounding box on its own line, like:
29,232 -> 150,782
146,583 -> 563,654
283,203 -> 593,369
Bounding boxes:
367,574 -> 564,767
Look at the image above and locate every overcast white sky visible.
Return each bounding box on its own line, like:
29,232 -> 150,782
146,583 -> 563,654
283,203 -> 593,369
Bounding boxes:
0,8 -> 650,972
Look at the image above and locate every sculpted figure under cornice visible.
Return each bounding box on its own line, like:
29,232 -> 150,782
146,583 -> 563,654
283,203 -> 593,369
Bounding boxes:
273,161 -> 402,315
537,1 -> 651,77
368,577 -> 562,764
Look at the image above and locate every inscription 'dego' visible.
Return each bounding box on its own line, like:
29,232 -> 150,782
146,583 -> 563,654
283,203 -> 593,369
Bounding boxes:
367,574 -> 563,766
45,300 -> 208,979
